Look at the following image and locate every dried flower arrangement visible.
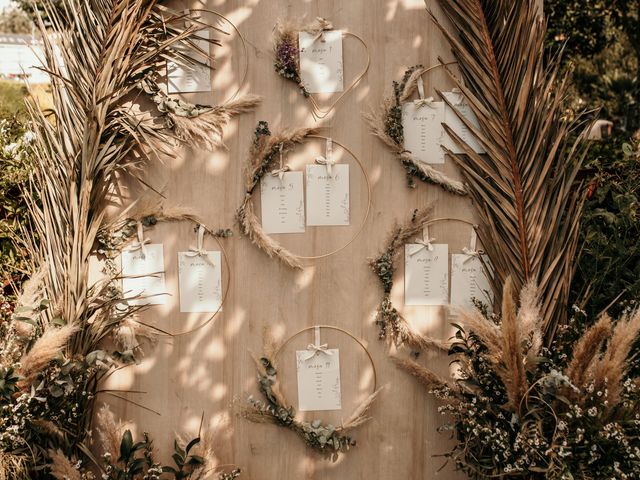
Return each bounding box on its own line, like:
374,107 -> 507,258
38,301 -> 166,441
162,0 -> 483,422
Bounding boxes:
370,207 -> 448,353
273,18 -> 369,120
236,121 -> 318,269
395,278 -> 640,479
0,0 -> 245,477
364,65 -> 467,193
237,333 -> 380,457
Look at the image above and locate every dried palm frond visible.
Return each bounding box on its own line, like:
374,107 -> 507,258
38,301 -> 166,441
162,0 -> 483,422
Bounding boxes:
430,0 -> 592,341
17,324 -> 77,389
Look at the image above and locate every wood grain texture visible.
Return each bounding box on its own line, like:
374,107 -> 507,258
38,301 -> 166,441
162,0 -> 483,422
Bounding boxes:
103,0 -> 487,478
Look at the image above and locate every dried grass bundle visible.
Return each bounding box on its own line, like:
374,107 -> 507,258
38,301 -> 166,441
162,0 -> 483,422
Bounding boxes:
17,324 -> 77,389
0,452 -> 29,480
390,355 -> 452,391
565,314 -> 613,390
169,95 -> 261,151
339,388 -> 382,431
237,123 -> 319,269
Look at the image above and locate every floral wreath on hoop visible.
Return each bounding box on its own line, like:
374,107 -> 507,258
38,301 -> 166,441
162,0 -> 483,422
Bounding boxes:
370,207 -> 450,354
141,8 -> 261,151
364,65 -> 466,194
236,121 -> 371,269
238,327 -> 380,457
273,17 -> 370,120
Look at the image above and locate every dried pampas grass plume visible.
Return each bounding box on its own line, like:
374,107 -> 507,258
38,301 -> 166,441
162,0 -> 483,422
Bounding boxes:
566,314 -> 613,390
96,404 -> 123,460
340,388 -> 382,431
17,323 -> 77,389
47,450 -> 81,480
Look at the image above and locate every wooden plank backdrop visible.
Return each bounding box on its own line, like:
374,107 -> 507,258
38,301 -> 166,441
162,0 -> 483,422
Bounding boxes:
104,0 -> 486,478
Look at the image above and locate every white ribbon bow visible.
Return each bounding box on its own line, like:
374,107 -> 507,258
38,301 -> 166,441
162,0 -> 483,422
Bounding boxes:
302,343 -> 333,361
462,227 -> 481,263
315,138 -> 335,176
270,165 -> 290,183
128,221 -> 151,258
410,237 -> 436,256
186,224 -> 215,267
310,17 -> 334,43
414,76 -> 436,109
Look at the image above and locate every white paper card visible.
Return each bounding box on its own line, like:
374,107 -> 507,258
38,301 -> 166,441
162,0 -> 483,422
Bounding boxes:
260,171 -> 305,234
404,243 -> 449,306
442,91 -> 485,154
167,31 -> 211,93
296,349 -> 342,411
299,30 -> 344,94
305,164 -> 350,226
121,244 -> 167,306
402,102 -> 446,164
177,251 -> 222,313
451,254 -> 492,310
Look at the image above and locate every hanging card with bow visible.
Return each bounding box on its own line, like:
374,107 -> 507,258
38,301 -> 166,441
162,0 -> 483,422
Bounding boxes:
450,253 -> 492,310
401,101 -> 446,164
299,30 -> 344,94
167,30 -> 211,93
441,91 -> 485,154
121,244 -> 167,306
296,347 -> 342,411
404,243 -> 449,306
305,164 -> 349,226
177,251 -> 222,313
260,171 -> 305,234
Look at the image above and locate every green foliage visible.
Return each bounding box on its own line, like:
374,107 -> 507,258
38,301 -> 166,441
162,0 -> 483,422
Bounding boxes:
0,117 -> 32,295
572,140 -> 640,318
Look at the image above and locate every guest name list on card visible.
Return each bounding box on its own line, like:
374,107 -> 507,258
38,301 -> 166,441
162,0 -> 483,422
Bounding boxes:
167,31 -> 211,93
299,30 -> 344,94
451,254 -> 492,310
296,349 -> 342,411
260,171 -> 305,234
177,251 -> 222,313
121,244 -> 167,306
404,243 -> 449,306
402,101 -> 446,164
306,164 -> 350,226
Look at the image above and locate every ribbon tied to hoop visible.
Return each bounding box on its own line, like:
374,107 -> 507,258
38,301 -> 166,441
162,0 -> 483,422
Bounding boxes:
310,17 -> 334,43
186,224 -> 215,267
302,343 -> 333,361
315,137 -> 335,176
414,76 -> 437,109
128,221 -> 151,258
271,143 -> 290,183
462,227 -> 481,263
